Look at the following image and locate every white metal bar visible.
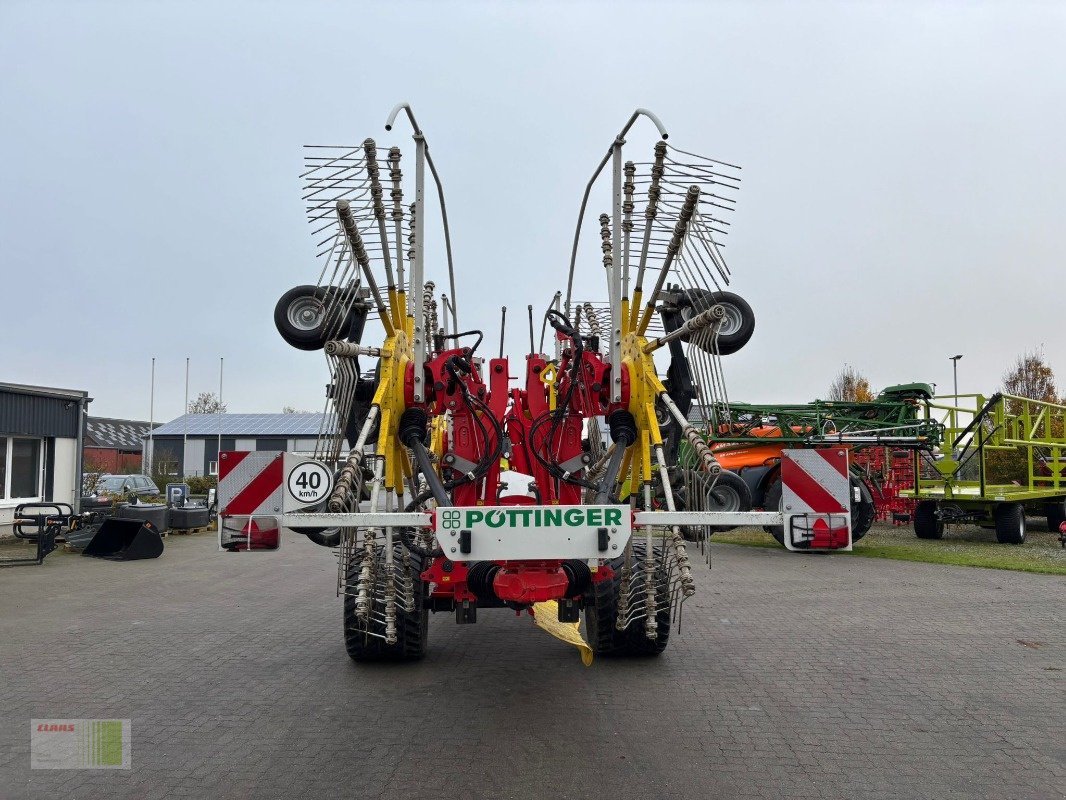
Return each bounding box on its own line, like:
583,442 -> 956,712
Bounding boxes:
281,512 -> 432,528
611,139 -> 623,403
279,510 -> 783,529
412,135 -> 427,402
634,511 -> 783,526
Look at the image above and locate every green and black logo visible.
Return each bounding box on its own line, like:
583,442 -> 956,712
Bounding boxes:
440,506 -> 624,530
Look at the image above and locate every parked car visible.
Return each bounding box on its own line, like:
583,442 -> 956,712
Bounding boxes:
87,474 -> 161,500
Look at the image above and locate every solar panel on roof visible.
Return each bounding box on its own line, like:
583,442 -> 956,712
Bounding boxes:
150,413 -> 337,437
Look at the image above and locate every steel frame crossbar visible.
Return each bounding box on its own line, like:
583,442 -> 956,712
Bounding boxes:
279,510 -> 786,529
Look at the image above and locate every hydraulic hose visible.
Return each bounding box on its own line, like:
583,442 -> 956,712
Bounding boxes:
596,410 -> 637,503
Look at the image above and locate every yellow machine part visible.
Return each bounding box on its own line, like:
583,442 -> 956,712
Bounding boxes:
369,291 -> 415,493
615,311 -> 667,500
532,601 -> 593,666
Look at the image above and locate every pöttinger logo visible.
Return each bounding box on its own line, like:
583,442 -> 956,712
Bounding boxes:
31,719 -> 131,769
441,509 -> 462,529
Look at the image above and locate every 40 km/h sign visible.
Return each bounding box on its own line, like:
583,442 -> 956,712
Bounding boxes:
286,461 -> 333,505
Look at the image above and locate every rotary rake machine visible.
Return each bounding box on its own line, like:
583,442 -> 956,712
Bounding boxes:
219,104 -> 853,662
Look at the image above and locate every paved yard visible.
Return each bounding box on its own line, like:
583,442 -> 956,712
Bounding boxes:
1,532 -> 1063,799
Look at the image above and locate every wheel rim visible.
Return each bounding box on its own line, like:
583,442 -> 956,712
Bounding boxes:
716,303 -> 743,337
706,484 -> 741,513
287,295 -> 325,332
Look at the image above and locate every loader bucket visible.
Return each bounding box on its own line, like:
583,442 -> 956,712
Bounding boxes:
83,519 -> 164,561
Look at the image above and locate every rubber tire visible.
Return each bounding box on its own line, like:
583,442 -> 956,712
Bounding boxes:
913,501 -> 944,540
275,285 -> 357,352
763,477 -> 785,545
850,477 -> 875,542
764,475 -> 872,547
343,542 -> 428,661
994,502 -> 1026,545
679,288 -> 756,356
586,541 -> 670,657
703,470 -> 753,534
1045,500 -> 1066,533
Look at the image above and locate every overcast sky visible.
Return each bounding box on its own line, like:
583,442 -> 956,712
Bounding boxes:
2,1 -> 1064,422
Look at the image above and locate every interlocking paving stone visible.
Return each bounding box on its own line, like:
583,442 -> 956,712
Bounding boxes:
1,533 -> 1063,799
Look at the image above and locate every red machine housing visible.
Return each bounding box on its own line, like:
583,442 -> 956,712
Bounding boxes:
404,336 -> 627,609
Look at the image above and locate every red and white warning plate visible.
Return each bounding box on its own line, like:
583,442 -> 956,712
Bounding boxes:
218,452 -> 335,551
780,449 -> 852,551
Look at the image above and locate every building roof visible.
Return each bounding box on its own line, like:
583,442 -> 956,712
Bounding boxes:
150,413 -> 334,438
0,382 -> 89,401
85,417 -> 158,451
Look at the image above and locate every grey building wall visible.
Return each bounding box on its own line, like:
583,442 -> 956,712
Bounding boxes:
147,434 -> 329,478
0,386 -> 83,438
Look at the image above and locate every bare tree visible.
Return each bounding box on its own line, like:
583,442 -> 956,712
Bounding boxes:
827,365 -> 874,403
281,405 -> 309,413
188,391 -> 227,414
988,349 -> 1060,483
1001,349 -> 1058,403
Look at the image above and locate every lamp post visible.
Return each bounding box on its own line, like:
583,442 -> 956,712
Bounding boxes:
949,354 -> 963,397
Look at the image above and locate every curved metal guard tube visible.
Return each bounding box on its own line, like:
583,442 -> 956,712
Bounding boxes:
564,109 -> 669,319
384,102 -> 458,330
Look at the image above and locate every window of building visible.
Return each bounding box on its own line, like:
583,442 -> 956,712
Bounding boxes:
255,439 -> 287,452
208,460 -> 218,476
1,436 -> 42,501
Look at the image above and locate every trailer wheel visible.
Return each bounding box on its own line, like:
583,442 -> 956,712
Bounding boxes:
343,542 -> 429,661
679,289 -> 755,356
275,285 -> 358,351
1045,500 -> 1066,533
703,470 -> 752,533
586,541 -> 670,657
994,502 -> 1026,545
763,477 -> 785,545
850,477 -> 874,542
913,501 -> 944,540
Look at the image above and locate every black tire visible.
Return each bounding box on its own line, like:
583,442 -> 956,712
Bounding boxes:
1045,500 -> 1066,533
994,502 -> 1026,545
702,470 -> 752,533
344,542 -> 428,661
763,477 -> 785,545
586,541 -> 670,657
913,501 -> 944,540
275,285 -> 358,351
679,288 -> 756,356
850,476 -> 875,542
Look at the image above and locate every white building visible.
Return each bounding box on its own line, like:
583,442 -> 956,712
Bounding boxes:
0,382 -> 90,533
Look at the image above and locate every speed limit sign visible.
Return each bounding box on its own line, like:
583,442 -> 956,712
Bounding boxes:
286,461 -> 333,504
